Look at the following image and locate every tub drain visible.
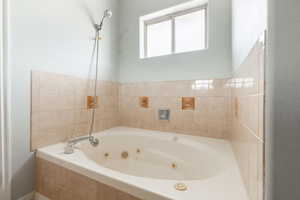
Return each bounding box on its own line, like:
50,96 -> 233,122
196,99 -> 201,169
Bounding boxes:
174,183 -> 188,191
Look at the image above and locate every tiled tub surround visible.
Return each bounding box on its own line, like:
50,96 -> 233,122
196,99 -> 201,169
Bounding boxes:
36,127 -> 249,200
229,40 -> 265,200
31,72 -> 232,149
119,79 -> 231,139
36,158 -> 141,200
31,64 -> 264,199
31,71 -> 119,150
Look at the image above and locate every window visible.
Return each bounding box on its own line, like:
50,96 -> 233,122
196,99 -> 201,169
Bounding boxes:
175,9 -> 206,53
140,4 -> 208,58
147,20 -> 172,57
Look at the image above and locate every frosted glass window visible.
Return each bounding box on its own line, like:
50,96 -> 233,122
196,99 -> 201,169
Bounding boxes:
147,20 -> 172,58
175,9 -> 206,53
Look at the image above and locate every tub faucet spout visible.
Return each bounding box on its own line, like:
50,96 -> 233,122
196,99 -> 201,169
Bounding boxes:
64,136 -> 99,154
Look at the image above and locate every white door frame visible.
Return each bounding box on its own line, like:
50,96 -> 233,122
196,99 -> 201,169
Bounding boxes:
0,0 -> 11,198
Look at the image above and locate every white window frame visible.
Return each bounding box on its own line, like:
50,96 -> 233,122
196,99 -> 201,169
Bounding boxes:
142,4 -> 208,58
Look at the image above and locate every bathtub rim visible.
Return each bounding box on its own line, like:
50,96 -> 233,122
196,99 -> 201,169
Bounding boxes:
36,127 -> 249,200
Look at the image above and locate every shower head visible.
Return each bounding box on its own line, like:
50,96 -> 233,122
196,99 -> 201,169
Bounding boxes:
103,9 -> 113,18
95,9 -> 112,31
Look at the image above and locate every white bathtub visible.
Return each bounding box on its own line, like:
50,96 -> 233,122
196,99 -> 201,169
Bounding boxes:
37,127 -> 248,200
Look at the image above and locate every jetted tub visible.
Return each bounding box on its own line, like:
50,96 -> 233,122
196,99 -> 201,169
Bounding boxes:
36,127 -> 248,200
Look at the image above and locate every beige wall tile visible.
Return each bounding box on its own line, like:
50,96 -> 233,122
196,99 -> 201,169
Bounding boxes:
31,71 -> 119,150
98,183 -> 117,200
119,79 -> 231,139
32,127 -> 72,149
152,96 -> 180,110
208,97 -> 226,120
31,71 -> 41,112
75,109 -> 92,124
33,72 -> 234,149
230,41 -> 265,200
193,111 -> 209,133
67,170 -> 98,200
258,95 -> 264,140
117,191 -> 141,200
169,111 -> 184,131
36,158 -> 141,200
208,119 -> 226,139
248,96 -> 259,135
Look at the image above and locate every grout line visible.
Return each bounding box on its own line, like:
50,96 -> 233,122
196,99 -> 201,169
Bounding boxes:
232,93 -> 264,98
235,119 -> 264,143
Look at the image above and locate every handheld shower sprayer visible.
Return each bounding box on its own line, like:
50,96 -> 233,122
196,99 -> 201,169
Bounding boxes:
87,9 -> 112,147
65,8 -> 113,153
103,9 -> 113,18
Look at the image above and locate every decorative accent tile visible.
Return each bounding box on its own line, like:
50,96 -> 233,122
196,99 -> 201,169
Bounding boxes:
182,97 -> 195,110
87,96 -> 98,109
139,96 -> 149,108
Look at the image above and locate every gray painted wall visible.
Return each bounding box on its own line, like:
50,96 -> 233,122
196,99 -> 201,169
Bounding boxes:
232,0 -> 267,69
8,0 -> 119,199
266,0 -> 300,199
118,0 -> 232,83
